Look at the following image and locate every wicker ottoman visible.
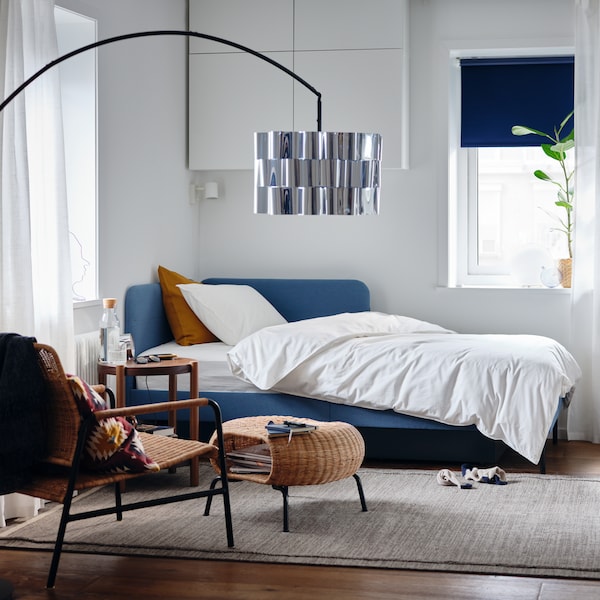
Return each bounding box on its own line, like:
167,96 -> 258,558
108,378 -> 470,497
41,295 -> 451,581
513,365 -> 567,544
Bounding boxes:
207,416 -> 367,531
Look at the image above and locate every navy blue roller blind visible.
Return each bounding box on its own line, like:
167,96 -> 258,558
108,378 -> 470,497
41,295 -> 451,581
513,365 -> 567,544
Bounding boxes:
460,56 -> 574,147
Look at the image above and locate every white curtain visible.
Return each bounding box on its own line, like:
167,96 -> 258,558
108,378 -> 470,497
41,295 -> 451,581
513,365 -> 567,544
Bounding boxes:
0,0 -> 74,523
569,0 -> 600,442
0,0 -> 74,361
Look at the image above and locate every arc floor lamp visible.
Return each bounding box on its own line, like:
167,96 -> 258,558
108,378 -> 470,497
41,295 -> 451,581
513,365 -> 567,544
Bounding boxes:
0,27 -> 382,597
0,29 -> 382,215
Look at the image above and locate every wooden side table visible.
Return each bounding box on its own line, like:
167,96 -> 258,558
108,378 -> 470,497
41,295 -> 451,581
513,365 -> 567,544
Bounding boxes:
97,357 -> 200,485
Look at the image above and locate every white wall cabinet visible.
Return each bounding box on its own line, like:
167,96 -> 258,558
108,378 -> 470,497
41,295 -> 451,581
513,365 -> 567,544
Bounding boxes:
189,0 -> 408,170
293,0 -> 405,51
189,52 -> 294,170
293,49 -> 405,163
188,0 -> 293,53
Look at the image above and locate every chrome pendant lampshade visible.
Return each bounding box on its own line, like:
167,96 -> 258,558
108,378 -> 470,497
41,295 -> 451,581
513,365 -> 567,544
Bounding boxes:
254,131 -> 382,215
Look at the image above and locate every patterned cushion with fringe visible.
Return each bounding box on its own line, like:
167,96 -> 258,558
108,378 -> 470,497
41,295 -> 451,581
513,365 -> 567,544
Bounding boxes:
68,375 -> 160,474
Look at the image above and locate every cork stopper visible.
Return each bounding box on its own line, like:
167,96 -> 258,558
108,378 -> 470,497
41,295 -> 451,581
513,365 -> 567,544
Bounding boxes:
102,298 -> 117,309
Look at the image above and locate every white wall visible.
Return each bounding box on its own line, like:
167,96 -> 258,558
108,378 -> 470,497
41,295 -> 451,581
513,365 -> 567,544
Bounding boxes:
65,0 -> 575,351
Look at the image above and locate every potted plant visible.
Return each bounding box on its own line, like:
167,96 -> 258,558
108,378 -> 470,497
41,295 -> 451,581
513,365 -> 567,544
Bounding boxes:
511,111 -> 574,287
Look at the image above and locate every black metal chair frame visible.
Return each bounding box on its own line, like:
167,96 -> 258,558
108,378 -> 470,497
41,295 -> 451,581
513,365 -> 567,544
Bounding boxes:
42,396 -> 234,588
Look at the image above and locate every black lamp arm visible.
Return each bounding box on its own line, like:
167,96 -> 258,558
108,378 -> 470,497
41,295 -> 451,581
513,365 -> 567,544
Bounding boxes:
0,29 -> 323,131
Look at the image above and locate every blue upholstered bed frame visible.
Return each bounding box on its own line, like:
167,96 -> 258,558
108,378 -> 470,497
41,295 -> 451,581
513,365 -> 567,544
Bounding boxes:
124,278 -> 556,467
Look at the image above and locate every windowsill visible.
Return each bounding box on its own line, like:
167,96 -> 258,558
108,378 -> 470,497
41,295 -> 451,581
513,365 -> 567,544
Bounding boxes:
439,285 -> 572,293
73,299 -> 102,310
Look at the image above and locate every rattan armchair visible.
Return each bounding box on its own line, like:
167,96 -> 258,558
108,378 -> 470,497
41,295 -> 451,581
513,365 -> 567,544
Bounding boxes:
15,343 -> 234,589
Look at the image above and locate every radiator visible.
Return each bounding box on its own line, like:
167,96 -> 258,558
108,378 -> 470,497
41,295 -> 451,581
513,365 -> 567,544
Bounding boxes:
74,331 -> 100,384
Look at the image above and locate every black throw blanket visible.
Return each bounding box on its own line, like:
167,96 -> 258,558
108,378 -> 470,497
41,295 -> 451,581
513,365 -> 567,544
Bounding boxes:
0,333 -> 48,494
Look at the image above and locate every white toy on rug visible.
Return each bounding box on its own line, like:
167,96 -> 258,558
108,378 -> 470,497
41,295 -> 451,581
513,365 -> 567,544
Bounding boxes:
462,464 -> 508,485
436,465 -> 508,489
436,469 -> 473,489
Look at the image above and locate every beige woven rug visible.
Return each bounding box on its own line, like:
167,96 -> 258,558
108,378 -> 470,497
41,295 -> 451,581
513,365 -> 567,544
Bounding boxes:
1,466 -> 599,579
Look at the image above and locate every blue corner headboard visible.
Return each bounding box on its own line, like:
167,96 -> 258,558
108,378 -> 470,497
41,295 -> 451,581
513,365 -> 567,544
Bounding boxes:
124,278 -> 370,354
203,278 -> 370,322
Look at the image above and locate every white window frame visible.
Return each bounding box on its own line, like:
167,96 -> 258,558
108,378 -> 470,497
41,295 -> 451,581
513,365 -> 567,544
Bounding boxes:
55,5 -> 99,304
448,45 -> 574,288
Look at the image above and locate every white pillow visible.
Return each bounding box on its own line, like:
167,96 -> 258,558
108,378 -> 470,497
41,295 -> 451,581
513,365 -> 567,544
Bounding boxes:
177,283 -> 287,345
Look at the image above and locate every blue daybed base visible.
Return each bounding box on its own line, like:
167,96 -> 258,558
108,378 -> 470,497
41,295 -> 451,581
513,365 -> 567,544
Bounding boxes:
124,278 -> 559,468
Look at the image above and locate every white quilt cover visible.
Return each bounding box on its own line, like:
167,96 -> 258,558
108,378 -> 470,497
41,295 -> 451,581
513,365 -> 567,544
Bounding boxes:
227,312 -> 582,463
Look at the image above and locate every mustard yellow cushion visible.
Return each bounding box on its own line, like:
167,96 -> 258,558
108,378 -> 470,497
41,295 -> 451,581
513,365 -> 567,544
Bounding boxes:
158,265 -> 219,345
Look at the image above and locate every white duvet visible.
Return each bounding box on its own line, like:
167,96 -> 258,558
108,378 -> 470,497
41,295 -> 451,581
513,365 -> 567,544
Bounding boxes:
227,312 -> 581,464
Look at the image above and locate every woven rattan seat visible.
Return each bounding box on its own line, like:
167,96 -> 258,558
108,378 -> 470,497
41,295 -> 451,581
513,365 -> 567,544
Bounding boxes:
13,343 -> 234,589
17,434 -> 219,503
207,415 -> 367,531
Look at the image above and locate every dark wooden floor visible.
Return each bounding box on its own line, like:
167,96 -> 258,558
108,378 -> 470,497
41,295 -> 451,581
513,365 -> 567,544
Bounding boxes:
3,440 -> 600,600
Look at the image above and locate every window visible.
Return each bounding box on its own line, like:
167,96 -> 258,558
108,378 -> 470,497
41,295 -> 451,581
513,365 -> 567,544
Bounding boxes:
450,53 -> 574,287
55,6 -> 98,302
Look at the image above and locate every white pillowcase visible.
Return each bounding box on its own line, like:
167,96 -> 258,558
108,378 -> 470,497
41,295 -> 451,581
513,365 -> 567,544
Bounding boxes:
177,283 -> 287,345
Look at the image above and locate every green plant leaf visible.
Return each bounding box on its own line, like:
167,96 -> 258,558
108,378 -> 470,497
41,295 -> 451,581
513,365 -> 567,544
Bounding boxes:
561,128 -> 575,143
541,143 -> 565,161
555,200 -> 573,210
534,169 -> 551,181
511,125 -> 547,137
552,140 -> 574,153
559,110 -> 574,130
